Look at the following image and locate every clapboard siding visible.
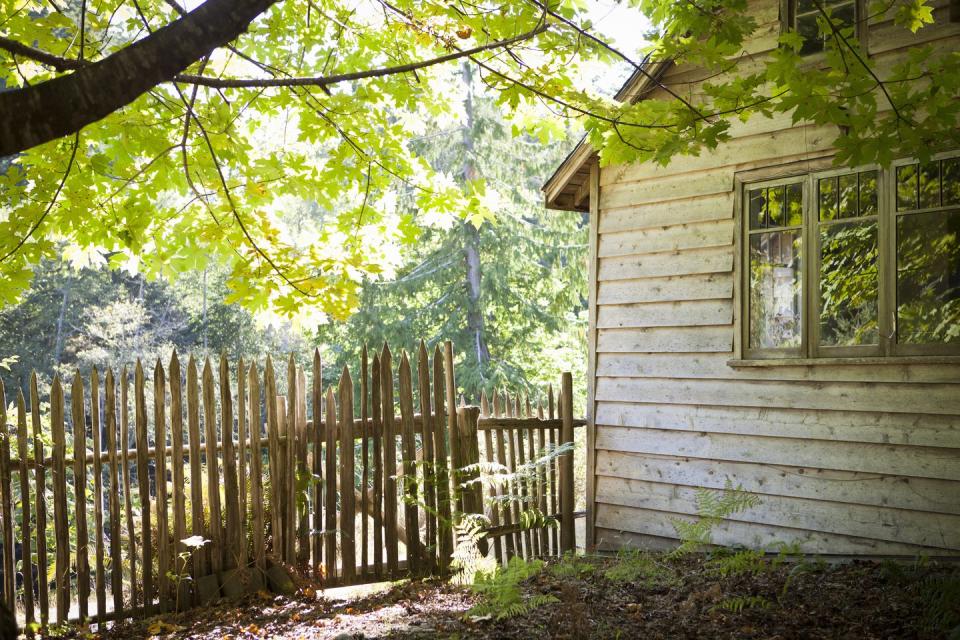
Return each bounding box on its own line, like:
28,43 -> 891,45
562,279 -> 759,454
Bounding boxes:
583,0 -> 960,556
596,450 -> 960,516
596,476 -> 960,550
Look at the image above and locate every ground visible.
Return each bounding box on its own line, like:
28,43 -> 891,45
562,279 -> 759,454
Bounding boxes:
80,553 -> 957,640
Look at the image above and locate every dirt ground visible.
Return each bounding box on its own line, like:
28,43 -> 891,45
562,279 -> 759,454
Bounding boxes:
81,553 -> 958,640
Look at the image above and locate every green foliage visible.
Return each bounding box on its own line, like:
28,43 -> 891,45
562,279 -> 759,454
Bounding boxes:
706,548 -> 768,578
711,595 -> 772,614
549,551 -> 597,580
603,549 -> 673,586
669,479 -> 761,558
917,575 -> 960,636
468,556 -> 558,621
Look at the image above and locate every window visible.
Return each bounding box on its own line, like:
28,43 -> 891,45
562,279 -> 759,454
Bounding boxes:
791,0 -> 858,55
741,152 -> 960,359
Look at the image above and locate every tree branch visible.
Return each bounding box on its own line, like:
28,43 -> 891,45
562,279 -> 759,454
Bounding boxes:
0,0 -> 281,155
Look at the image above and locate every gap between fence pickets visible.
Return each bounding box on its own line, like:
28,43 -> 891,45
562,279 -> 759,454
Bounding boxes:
8,416 -> 587,467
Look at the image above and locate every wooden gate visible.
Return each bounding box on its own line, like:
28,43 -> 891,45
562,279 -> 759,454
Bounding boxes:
0,340 -> 579,629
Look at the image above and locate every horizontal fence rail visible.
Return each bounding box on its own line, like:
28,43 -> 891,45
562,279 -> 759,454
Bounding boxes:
0,341 -> 580,629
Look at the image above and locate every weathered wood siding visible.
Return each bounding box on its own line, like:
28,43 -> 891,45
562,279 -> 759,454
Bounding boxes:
590,0 -> 960,557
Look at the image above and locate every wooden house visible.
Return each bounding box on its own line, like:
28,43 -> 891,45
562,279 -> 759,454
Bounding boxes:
544,0 -> 960,557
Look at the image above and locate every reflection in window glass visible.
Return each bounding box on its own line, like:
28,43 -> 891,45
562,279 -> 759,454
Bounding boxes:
897,209 -> 960,344
944,158 -> 960,206
795,0 -> 857,55
786,183 -> 803,226
838,173 -> 858,218
859,170 -> 878,215
897,164 -> 918,211
820,221 -> 879,346
768,185 -> 786,227
819,177 -> 837,221
919,161 -> 941,209
749,188 -> 766,229
750,230 -> 802,349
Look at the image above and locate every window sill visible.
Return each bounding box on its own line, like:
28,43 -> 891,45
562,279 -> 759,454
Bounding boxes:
728,355 -> 960,368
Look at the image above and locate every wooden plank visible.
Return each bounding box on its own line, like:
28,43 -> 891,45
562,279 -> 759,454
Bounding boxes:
536,400 -> 549,558
597,300 -> 732,329
593,377 -> 960,416
493,394 -> 514,560
599,167 -> 731,209
248,364 -> 266,574
380,344 -> 398,574
220,355 -> 241,572
596,450 -> 960,517
480,393 -> 503,565
186,357 -> 205,584
264,357 -> 282,568
597,273 -> 733,305
135,362 -> 153,611
431,345 -> 453,573
297,367 -> 309,568
598,246 -> 733,282
598,192 -> 734,234
31,373 -> 49,626
593,402 -> 960,450
416,342 -> 436,571
105,370 -> 123,614
548,386 -> 558,556
371,352 -> 384,578
91,368 -> 107,620
559,373 -> 575,554
50,375 -> 70,623
311,350 -> 323,577
0,381 -> 13,613
236,358 -> 247,568
339,366 -> 357,583
360,347 -> 370,577
70,372 -> 90,621
594,503 -> 950,557
599,219 -> 733,259
284,356 -> 297,565
16,392 -> 34,624
442,342 -> 459,515
276,397 -> 288,563
398,354 -> 420,575
504,393 -> 523,557
120,367 -> 137,610
595,425 -> 960,482
525,397 -> 541,558
201,358 -> 222,575
596,326 -> 732,353
168,356 -> 187,608
154,362 -> 170,612
514,397 -> 533,557
595,352 -> 960,384
597,475 -> 960,551
323,386 -> 338,581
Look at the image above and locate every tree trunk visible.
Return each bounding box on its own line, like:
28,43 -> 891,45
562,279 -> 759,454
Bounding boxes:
52,280 -> 71,369
460,63 -> 490,370
0,0 -> 280,154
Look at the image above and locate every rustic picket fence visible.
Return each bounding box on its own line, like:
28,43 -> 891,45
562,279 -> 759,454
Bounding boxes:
0,340 -> 580,629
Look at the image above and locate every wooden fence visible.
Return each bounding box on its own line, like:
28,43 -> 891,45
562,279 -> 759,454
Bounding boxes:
0,341 -> 580,629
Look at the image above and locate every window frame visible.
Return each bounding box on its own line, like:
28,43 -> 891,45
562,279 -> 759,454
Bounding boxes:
783,0 -> 867,57
738,152 -> 960,361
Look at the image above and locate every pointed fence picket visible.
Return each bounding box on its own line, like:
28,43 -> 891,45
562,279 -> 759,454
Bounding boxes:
0,342 -> 582,629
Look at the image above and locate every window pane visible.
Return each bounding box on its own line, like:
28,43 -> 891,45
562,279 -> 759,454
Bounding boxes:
897,164 -> 918,211
943,157 -> 960,206
859,170 -> 878,216
820,221 -> 879,346
768,185 -> 786,227
838,172 -> 858,218
797,15 -> 823,55
832,2 -> 855,30
749,188 -> 767,229
750,230 -> 802,350
786,182 -> 803,226
919,161 -> 941,209
897,210 -> 960,344
819,177 -> 837,221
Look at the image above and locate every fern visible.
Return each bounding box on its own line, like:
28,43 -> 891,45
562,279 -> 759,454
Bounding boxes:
711,595 -> 772,614
917,575 -> 960,635
707,548 -> 768,578
468,556 -> 558,620
669,479 -> 760,558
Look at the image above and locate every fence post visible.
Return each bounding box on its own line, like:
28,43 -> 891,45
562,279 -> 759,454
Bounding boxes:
559,372 -> 575,554
456,406 -> 488,555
